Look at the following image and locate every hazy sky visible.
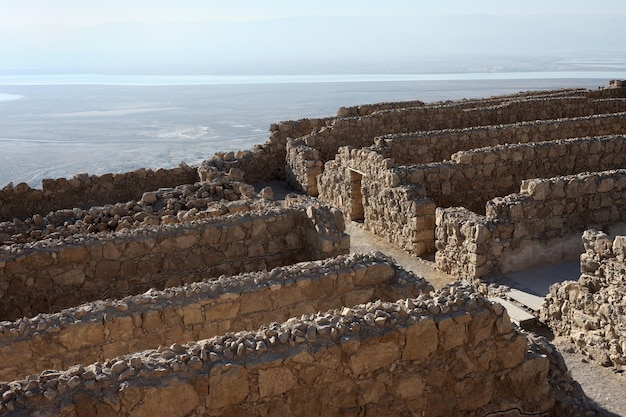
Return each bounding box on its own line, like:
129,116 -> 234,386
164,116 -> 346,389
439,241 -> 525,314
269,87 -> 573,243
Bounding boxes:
1,1 -> 625,74
4,0 -> 626,24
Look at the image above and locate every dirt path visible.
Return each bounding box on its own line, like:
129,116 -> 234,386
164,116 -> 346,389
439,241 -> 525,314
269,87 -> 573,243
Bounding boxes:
553,338 -> 626,416
346,222 -> 456,289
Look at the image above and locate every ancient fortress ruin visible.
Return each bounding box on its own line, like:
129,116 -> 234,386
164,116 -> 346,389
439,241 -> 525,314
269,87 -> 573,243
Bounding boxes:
0,81 -> 625,416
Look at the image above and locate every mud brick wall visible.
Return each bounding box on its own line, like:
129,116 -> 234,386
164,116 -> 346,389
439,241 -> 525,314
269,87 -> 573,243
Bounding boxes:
0,202 -> 349,320
542,230 -> 626,369
0,253 -> 432,382
0,283 -> 555,417
0,164 -> 200,222
379,112 -> 626,166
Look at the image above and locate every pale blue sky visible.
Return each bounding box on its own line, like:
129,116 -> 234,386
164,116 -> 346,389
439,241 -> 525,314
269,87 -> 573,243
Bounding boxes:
1,1 -> 625,74
3,0 -> 626,26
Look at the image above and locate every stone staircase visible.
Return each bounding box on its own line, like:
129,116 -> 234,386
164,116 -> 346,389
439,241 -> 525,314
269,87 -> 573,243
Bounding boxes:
489,288 -> 545,328
487,261 -> 580,329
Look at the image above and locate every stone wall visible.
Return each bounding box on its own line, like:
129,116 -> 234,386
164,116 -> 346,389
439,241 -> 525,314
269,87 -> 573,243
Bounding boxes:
0,283 -> 557,417
0,252 -> 431,382
320,136 -> 626,256
378,111 -> 626,166
541,230 -> 626,369
199,117 -> 334,184
0,201 -> 349,320
436,170 -> 626,279
0,163 -> 199,222
288,94 -> 626,194
0,170 -> 264,246
400,135 -> 626,214
318,146 -> 436,255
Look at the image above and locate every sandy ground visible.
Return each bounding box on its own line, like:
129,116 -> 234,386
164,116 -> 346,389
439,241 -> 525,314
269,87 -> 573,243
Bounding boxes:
346,221 -> 626,416
346,222 -> 455,290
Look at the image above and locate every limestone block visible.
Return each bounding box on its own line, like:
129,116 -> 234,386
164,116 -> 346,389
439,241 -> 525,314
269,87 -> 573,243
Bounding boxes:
208,364 -> 249,408
183,303 -> 204,326
613,236 -> 626,261
496,333 -> 527,369
454,374 -> 494,410
52,268 -> 86,285
505,354 -> 551,401
105,315 -> 134,342
259,368 -> 297,398
393,375 -> 425,400
343,288 -> 375,307
239,290 -> 271,315
437,315 -> 467,350
102,242 -> 122,260
141,309 -> 162,331
121,381 -> 199,417
355,263 -> 395,286
204,301 -> 240,321
102,341 -> 128,359
57,246 -> 90,265
58,321 -> 105,350
270,285 -> 304,307
172,234 -> 196,250
95,260 -> 120,280
468,308 -> 496,345
349,338 -> 400,376
402,317 -> 439,361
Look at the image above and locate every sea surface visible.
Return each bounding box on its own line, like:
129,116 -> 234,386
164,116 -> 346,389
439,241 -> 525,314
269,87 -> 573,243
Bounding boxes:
0,71 -> 622,187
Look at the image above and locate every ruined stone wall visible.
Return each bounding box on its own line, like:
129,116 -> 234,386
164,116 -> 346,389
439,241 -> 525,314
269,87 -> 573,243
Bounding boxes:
0,202 -> 349,320
288,95 -> 626,195
0,164 -> 199,222
318,146 -> 436,255
0,283 -> 556,417
320,136 -> 626,256
400,135 -> 626,214
0,171 -> 265,247
0,253 -> 431,382
379,112 -> 626,166
541,230 -> 626,369
199,117 -> 334,184
436,170 -> 626,279
334,87 -> 589,118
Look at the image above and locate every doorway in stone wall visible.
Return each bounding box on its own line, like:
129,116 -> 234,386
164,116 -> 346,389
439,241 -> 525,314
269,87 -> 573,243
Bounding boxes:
349,169 -> 365,222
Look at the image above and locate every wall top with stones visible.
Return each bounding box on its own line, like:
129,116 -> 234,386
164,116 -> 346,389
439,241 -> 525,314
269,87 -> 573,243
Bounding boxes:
486,169 -> 626,219
0,252 -> 428,344
0,200 -> 308,260
378,111 -> 626,145
450,135 -> 626,165
0,281 -> 528,416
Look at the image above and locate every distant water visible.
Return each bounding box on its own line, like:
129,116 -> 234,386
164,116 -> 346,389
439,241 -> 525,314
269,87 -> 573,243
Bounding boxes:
0,93 -> 21,101
0,72 -> 620,187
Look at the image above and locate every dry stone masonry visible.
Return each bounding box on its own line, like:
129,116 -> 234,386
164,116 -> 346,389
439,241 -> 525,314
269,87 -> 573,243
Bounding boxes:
436,170 -> 626,278
0,283 -> 558,417
0,252 -> 431,382
1,80 -> 625,416
542,230 -> 626,369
